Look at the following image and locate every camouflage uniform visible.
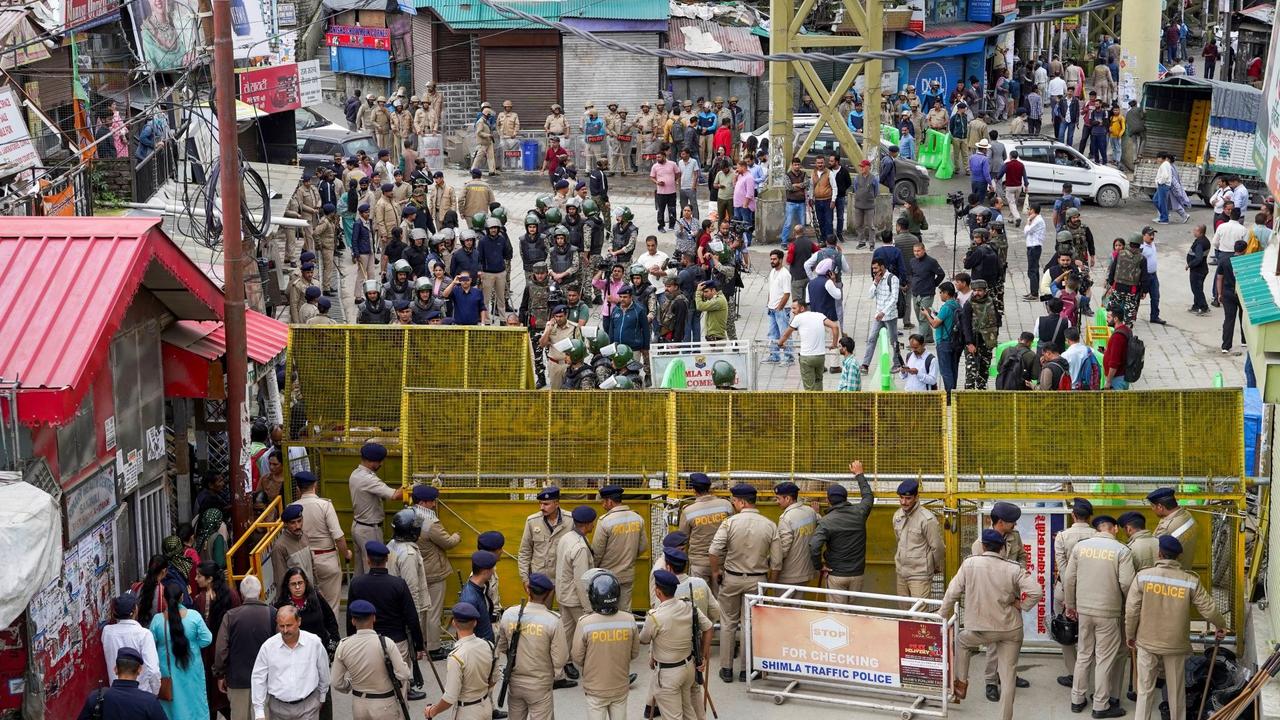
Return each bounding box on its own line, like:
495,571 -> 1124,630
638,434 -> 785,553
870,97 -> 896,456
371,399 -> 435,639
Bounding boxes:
522,264 -> 552,386
562,361 -> 598,389
964,294 -> 999,389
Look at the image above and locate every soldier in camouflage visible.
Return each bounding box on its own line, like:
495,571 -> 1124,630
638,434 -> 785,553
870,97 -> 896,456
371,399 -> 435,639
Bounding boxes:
521,261 -> 554,387
960,279 -> 999,389
989,219 -> 1009,327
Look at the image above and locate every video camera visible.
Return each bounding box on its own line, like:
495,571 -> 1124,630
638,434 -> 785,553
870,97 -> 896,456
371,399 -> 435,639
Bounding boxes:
948,191 -> 970,218
729,218 -> 754,235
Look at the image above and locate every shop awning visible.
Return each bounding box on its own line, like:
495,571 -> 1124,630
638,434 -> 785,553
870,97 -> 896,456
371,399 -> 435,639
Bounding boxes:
895,23 -> 988,59
0,217 -> 224,425
665,18 -> 764,78
161,312 -> 288,398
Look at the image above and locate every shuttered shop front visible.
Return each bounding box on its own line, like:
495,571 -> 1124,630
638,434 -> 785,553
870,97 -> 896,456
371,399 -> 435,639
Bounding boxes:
479,33 -> 560,117
561,33 -> 660,117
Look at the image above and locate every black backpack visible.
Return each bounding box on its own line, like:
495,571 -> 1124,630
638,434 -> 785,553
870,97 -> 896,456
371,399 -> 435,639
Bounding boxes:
1117,327 -> 1145,382
995,346 -> 1032,390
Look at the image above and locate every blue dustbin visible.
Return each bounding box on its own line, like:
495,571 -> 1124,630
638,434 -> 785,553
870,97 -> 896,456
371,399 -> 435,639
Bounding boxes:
521,140 -> 540,171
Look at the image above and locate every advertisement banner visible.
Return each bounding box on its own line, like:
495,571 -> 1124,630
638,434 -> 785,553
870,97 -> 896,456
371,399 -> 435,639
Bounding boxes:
1255,12 -> 1280,198
239,63 -> 301,114
650,344 -> 753,389
906,0 -> 925,32
63,464 -> 117,543
277,2 -> 296,25
298,59 -> 322,107
974,506 -> 1064,642
231,0 -> 274,61
131,0 -> 202,71
326,24 -> 391,50
65,0 -> 120,31
750,604 -> 946,692
0,86 -> 40,177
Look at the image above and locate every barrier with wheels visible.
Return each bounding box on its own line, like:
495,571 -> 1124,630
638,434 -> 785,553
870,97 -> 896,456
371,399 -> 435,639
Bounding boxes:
744,583 -> 954,718
916,130 -> 954,179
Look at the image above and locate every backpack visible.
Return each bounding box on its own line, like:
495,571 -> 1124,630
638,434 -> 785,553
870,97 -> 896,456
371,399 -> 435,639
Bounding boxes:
995,346 -> 1032,390
1043,357 -> 1069,390
1116,327 -> 1145,382
1066,351 -> 1101,390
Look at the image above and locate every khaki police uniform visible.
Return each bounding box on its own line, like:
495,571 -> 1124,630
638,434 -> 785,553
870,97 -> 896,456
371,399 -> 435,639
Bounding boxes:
331,628 -> 412,720
591,505 -> 647,612
269,527 -> 314,599
424,92 -> 443,134
373,195 -> 400,245
972,528 -> 1026,685
555,530 -> 594,655
639,598 -> 713,720
940,551 -> 1043,720
1153,507 -> 1198,571
544,112 -> 569,138
708,508 -> 781,675
893,504 -> 944,600
1063,534 -> 1136,713
496,601 -> 567,720
295,490 -> 346,616
388,538 -> 431,651
371,106 -> 393,155
1054,522 -> 1100,675
428,182 -> 456,225
349,465 -> 398,577
571,611 -> 642,720
776,502 -> 819,585
287,274 -> 317,324
414,504 -> 461,652
444,634 -> 499,720
472,116 -> 496,172
313,214 -> 339,292
678,495 -> 733,592
674,572 -> 721,717
293,182 -> 321,251
1127,529 -> 1159,571
1125,559 -> 1227,720
498,111 -> 521,140
518,510 -> 570,585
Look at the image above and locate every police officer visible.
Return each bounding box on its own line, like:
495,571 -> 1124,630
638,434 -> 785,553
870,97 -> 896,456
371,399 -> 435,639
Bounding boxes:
677,473 -> 733,593
591,485 -> 647,613
477,531 -> 507,623
892,479 -> 944,601
648,531 -> 690,607
293,471 -> 351,617
709,483 -> 781,683
666,548 -> 722,720
1118,512 -> 1159,570
518,487 -> 569,592
774,481 -> 818,586
347,541 -> 425,681
411,485 -> 462,661
973,501 -> 1029,699
571,571 -> 641,718
809,461 -> 875,598
425,603 -> 499,720
1054,498 -> 1099,687
349,442 -> 400,578
940,529 -> 1043,720
386,509 -> 429,699
640,570 -> 714,720
269,503 -> 314,599
1063,515 -> 1134,718
288,264 -> 318,324
460,550 -> 499,643
77,647 -> 167,720
496,573 -> 572,720
1124,536 -> 1227,720
1147,487 -> 1198,570
555,506 -> 595,681
330,599 -> 412,720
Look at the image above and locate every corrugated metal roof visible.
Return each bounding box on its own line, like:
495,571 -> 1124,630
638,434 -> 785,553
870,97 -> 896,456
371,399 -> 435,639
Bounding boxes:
0,217 -> 224,425
422,0 -> 668,30
1233,250 -> 1280,326
665,18 -> 764,77
905,21 -> 988,39
164,312 -> 288,365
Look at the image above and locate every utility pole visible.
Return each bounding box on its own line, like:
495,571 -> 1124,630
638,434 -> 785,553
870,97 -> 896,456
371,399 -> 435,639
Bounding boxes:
212,0 -> 251,557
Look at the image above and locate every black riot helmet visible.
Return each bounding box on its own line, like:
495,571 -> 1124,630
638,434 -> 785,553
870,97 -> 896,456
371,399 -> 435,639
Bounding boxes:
391,508 -> 422,541
587,570 -> 621,615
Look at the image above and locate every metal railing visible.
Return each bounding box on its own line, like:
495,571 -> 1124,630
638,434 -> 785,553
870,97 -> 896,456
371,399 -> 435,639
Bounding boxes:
226,496 -> 283,597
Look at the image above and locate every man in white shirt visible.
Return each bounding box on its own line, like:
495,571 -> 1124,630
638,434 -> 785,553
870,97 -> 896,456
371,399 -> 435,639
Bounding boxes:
1060,327 -> 1091,381
1022,204 -> 1046,299
954,273 -> 973,307
777,297 -> 839,390
637,235 -> 669,294
1229,176 -> 1250,215
101,594 -> 162,695
1153,152 -> 1173,223
861,258 -> 901,372
899,334 -> 938,391
1034,64 -> 1049,100
1047,73 -> 1067,100
1141,226 -> 1166,324
1213,208 -> 1249,256
765,249 -> 794,363
251,605 -> 331,720
676,149 -> 702,219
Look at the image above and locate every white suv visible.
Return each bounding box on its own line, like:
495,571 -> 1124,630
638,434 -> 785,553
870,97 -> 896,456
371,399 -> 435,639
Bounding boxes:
1001,135 -> 1129,207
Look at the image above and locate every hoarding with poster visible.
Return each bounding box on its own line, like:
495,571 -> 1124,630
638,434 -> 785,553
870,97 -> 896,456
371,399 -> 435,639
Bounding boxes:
975,504 -> 1066,643
650,341 -> 755,389
1254,15 -> 1280,198
0,86 -> 40,177
65,0 -> 120,31
749,604 -> 946,692
131,0 -> 202,71
239,63 -> 301,115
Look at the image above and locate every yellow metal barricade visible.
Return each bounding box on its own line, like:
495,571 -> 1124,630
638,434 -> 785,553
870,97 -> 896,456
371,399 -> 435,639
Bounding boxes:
226,496 -> 284,598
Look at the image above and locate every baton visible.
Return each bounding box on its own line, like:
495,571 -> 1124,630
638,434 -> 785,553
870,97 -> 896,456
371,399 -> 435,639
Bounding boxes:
1196,636 -> 1222,720
426,651 -> 445,692
703,681 -> 719,719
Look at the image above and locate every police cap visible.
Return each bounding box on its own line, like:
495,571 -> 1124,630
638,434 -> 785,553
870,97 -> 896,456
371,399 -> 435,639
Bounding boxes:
689,472 -> 711,490
653,570 -> 680,594
897,479 -> 920,496
305,286 -> 322,300
282,504 -> 303,521
471,550 -> 498,569
116,647 -> 145,665
452,602 -> 481,621
536,486 -> 560,501
381,182 -> 394,192
1146,487 -> 1176,504
361,442 -> 388,461
528,573 -> 555,594
1158,535 -> 1183,556
394,299 -> 411,311
662,531 -> 688,548
599,485 -> 624,500
572,506 -> 598,523
1072,497 -> 1094,516
663,548 -> 688,566
301,263 -> 316,272
412,485 -> 439,502
113,594 -> 138,618
991,501 -> 1021,523
477,531 -> 505,551
730,483 -> 757,500
774,481 -> 800,497
364,541 -> 390,558
980,528 -> 1006,547
348,599 -> 377,617
317,297 -> 331,312
294,471 -> 318,487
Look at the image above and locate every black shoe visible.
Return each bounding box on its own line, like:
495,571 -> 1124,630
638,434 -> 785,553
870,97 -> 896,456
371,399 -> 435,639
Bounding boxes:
986,684 -> 1000,702
644,705 -> 661,718
738,671 -> 747,682
1092,706 -> 1126,718
323,290 -> 336,297
1109,698 -> 1121,709
553,678 -> 578,689
1015,677 -> 1030,688
430,648 -> 451,662
1211,300 -> 1221,307
1058,675 -> 1074,688
856,242 -> 867,249
629,673 -> 638,686
407,688 -> 427,701
720,668 -> 734,683
563,664 -> 580,680
1127,691 -> 1137,702
492,711 -> 508,720
1149,318 -> 1167,325
1072,700 -> 1088,713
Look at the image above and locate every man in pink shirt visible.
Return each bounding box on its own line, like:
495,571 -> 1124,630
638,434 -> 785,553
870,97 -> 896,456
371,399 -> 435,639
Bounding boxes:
732,159 -> 757,247
650,150 -> 679,232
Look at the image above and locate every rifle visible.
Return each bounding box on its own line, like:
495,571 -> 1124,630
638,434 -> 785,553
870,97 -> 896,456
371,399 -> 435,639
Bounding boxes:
687,597 -> 719,718
407,623 -> 424,690
496,599 -> 527,708
377,632 -> 413,720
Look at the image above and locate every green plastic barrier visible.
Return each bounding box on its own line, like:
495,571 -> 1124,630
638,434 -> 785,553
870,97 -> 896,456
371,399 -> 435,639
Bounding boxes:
917,129 -> 949,171
862,327 -> 897,391
660,358 -> 688,388
1214,372 -> 1224,388
880,125 -> 900,145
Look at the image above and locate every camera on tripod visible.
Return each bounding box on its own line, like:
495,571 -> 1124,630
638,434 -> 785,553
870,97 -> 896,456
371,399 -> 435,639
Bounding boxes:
729,218 -> 753,234
947,191 -> 967,208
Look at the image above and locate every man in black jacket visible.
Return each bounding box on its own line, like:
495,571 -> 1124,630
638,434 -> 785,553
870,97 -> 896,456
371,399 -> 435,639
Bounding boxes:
828,153 -> 852,243
810,460 -> 875,601
76,648 -> 167,720
908,242 -> 946,343
346,541 -> 426,699
213,575 -> 278,719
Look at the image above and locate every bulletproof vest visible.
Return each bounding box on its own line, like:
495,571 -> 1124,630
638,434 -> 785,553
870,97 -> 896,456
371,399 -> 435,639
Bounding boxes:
527,278 -> 550,320
564,363 -> 597,389
550,245 -> 576,274
521,234 -> 548,265
970,296 -> 999,347
411,299 -> 434,324
586,219 -> 605,255
990,227 -> 1009,263
592,356 -> 615,384
1114,249 -> 1143,287
611,224 -> 633,251
1068,224 -> 1088,262
563,217 -> 585,251
359,299 -> 392,324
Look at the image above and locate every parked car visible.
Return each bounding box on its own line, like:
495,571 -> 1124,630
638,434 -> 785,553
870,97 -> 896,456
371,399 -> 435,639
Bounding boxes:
1000,135 -> 1129,207
296,129 -> 379,174
295,106 -> 343,134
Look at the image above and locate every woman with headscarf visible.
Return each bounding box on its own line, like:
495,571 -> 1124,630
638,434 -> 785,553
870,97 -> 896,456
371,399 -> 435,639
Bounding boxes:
193,562 -> 239,719
193,507 -> 229,571
161,536 -> 195,606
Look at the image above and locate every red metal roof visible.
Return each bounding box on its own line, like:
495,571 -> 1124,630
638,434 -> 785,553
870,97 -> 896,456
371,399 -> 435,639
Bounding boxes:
907,22 -> 988,40
170,311 -> 289,365
665,18 -> 765,78
0,217 -> 224,425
